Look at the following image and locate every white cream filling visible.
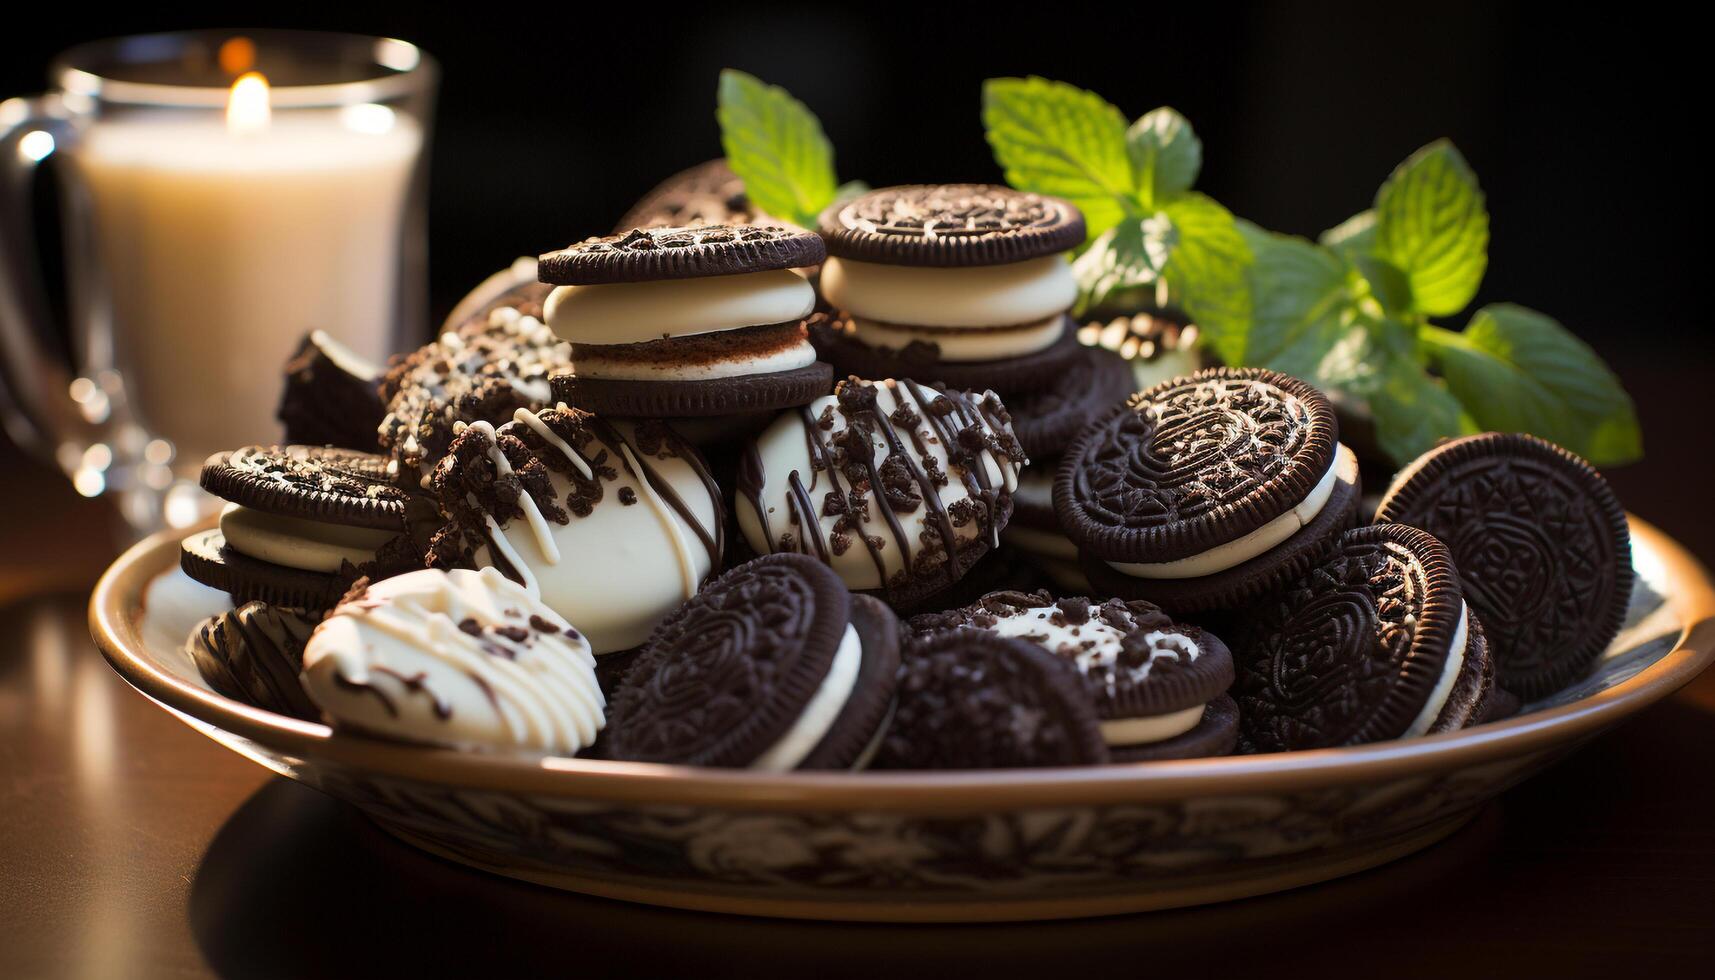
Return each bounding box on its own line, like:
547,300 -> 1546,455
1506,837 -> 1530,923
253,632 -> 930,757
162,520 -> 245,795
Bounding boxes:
1100,704 -> 1205,746
218,503 -> 395,574
820,255 -> 1077,327
300,567 -> 605,756
545,269 -> 814,346
750,624 -> 861,771
570,336 -> 818,381
1108,445 -> 1349,580
848,314 -> 1064,361
1404,602 -> 1469,738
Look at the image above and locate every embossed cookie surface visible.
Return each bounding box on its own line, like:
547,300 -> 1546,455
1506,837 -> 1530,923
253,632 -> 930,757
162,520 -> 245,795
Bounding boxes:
1376,432 -> 1631,699
539,224 -> 825,285
819,184 -> 1085,266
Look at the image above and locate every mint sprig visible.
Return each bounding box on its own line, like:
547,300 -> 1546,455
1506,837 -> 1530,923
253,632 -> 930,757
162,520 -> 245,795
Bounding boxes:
983,77 -> 1252,357
716,70 -> 853,229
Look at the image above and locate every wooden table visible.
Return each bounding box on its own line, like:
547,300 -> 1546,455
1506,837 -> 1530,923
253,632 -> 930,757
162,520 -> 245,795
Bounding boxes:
3,440 -> 1714,977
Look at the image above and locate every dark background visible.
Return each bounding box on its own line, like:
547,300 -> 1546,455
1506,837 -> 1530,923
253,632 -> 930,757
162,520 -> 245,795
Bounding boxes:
2,1 -> 1706,557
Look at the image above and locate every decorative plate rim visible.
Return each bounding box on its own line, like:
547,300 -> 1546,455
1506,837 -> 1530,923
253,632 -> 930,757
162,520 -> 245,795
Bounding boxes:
89,515 -> 1715,811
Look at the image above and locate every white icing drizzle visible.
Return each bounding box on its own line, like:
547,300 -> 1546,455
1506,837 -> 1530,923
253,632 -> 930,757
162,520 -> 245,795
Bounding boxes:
512,406 -> 594,480
465,420 -> 560,565
616,441 -> 700,600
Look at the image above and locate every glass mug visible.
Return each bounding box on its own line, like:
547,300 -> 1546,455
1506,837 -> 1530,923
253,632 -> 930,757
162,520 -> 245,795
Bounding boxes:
0,30 -> 435,534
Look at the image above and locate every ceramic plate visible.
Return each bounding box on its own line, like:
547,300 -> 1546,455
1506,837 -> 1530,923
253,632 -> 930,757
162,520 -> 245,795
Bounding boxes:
89,517 -> 1714,922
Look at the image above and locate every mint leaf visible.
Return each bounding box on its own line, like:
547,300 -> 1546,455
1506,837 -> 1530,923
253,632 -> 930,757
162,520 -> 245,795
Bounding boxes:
1372,139 -> 1489,317
1320,210 -> 1377,258
717,70 -> 839,229
1126,107 -> 1201,209
1351,253 -> 1414,315
1238,223 -> 1350,370
1370,357 -> 1472,464
983,77 -> 1133,237
1160,194 -> 1251,365
1425,304 -> 1642,465
1070,217 -> 1169,314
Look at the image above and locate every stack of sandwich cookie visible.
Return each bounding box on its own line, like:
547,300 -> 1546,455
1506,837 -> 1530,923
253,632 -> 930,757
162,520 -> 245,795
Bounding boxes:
1057,367 -> 1362,614
874,630 -> 1108,769
736,377 -> 1026,609
910,591 -> 1238,761
429,405 -> 724,654
186,601 -> 320,721
377,281 -> 565,484
180,445 -> 426,613
1376,431 -> 1632,699
277,330 -> 386,452
1233,523 -> 1495,752
1002,344 -> 1137,590
542,225 -> 832,429
813,184 -> 1086,393
613,159 -> 767,232
300,568 -> 605,755
605,554 -> 901,770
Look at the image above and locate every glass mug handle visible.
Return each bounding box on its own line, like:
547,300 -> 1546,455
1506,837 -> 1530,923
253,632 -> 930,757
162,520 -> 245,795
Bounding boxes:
0,94 -> 116,489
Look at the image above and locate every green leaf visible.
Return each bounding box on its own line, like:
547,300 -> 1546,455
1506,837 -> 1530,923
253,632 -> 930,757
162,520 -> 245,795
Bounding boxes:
716,70 -> 839,228
1320,210 -> 1377,257
1159,194 -> 1251,365
1351,253 -> 1414,315
1372,139 -> 1490,316
1237,224 -> 1350,370
1425,304 -> 1642,465
1370,359 -> 1473,464
1126,107 -> 1202,208
982,77 -> 1135,238
1070,218 -> 1168,315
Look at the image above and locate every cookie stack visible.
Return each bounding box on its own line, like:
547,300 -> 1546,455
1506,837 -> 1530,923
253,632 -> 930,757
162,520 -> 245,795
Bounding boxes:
169,168 -> 1635,772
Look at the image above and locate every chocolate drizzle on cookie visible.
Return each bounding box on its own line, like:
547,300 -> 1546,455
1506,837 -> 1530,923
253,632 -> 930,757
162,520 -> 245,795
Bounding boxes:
737,378 -> 1024,597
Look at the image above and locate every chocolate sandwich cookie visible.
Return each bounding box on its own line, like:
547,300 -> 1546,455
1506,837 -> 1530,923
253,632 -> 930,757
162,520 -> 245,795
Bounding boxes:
1375,432 -> 1632,699
542,225 -> 832,422
187,601 -> 320,720
613,158 -> 766,232
1057,367 -> 1362,614
873,630 -> 1108,769
813,184 -> 1088,394
300,568 -> 606,755
378,285 -> 565,484
910,591 -> 1238,761
429,406 -> 724,655
1077,312 -> 1204,393
277,330 -> 386,451
735,377 -> 1027,611
606,554 -> 902,770
1233,523 -> 1495,752
1003,466 -> 1093,593
990,344 -> 1136,462
181,445 -> 429,612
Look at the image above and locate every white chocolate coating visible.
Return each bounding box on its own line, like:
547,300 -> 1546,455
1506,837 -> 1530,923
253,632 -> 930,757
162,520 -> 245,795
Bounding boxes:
1106,445 -> 1350,580
300,567 -> 604,755
736,380 -> 1021,592
570,336 -> 818,381
466,411 -> 720,654
750,624 -> 861,771
819,255 -> 1076,328
544,269 -> 814,346
847,314 -> 1065,361
218,503 -> 395,574
1404,602 -> 1469,738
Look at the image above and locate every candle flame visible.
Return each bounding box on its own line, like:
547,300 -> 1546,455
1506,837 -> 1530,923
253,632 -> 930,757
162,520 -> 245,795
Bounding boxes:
226,71 -> 270,135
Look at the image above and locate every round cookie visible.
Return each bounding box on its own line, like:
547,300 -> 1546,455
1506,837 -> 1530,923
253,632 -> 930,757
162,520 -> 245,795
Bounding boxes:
1057,367 -> 1359,614
379,289 -> 566,484
735,377 -> 1026,611
1375,431 -> 1633,699
540,225 -> 833,420
300,568 -> 605,755
183,446 -> 430,612
1232,523 -> 1494,752
428,405 -> 724,655
613,158 -> 765,232
605,555 -> 902,770
186,601 -> 321,721
277,330 -> 386,452
909,591 -> 1237,761
1005,343 -> 1137,460
872,630 -> 1108,769
813,184 -> 1086,395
